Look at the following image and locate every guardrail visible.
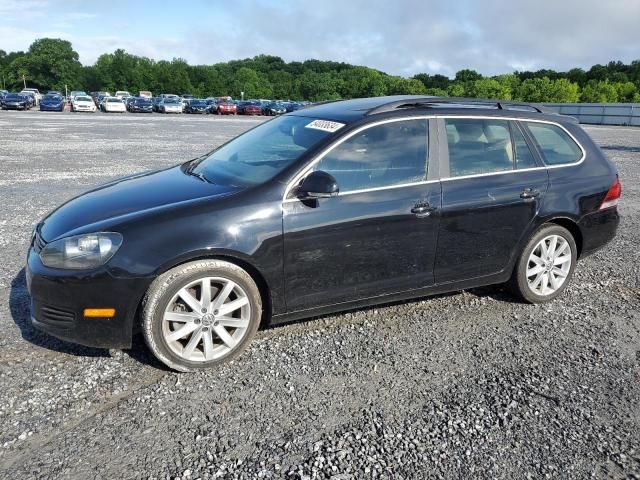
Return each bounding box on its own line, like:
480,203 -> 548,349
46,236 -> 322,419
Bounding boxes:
542,103 -> 640,126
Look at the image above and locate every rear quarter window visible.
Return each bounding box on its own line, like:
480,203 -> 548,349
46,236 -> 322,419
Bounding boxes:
525,122 -> 583,165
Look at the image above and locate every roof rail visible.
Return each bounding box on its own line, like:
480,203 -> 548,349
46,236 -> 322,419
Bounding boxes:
366,96 -> 543,115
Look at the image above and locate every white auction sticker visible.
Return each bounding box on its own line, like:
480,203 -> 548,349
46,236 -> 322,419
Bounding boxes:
305,119 -> 345,133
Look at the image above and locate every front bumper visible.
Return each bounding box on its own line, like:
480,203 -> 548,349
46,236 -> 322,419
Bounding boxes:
27,247 -> 152,349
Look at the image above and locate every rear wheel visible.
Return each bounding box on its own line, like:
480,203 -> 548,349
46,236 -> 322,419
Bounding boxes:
509,224 -> 577,303
142,260 -> 262,372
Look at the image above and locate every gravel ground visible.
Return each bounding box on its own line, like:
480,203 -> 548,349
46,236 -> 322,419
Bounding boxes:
0,111 -> 638,480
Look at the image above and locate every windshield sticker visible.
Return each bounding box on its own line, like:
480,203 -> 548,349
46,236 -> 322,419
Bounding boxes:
305,119 -> 345,133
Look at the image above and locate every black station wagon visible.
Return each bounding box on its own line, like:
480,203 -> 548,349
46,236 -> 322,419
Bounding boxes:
27,96 -> 621,371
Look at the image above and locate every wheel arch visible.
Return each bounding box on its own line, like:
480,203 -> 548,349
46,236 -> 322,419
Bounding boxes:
147,251 -> 273,326
546,216 -> 584,259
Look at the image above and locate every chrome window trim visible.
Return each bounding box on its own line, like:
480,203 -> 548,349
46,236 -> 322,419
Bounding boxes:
282,115 -> 432,202
282,114 -> 586,202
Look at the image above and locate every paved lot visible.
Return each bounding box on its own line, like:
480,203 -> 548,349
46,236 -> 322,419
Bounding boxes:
0,111 -> 638,479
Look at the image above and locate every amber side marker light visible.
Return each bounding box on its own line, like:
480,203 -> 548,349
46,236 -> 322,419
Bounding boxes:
83,308 -> 116,318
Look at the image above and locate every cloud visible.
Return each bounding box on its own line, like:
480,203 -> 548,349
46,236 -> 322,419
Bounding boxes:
2,0 -> 639,76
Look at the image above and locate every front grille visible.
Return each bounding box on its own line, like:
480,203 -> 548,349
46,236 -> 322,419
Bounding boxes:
36,304 -> 76,327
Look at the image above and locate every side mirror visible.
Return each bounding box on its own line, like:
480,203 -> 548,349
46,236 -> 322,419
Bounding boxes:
297,171 -> 339,199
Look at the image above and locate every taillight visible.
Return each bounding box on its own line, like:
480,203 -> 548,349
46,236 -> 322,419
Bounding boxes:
599,177 -> 622,211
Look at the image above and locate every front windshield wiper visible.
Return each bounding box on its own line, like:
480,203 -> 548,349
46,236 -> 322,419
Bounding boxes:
184,157 -> 213,183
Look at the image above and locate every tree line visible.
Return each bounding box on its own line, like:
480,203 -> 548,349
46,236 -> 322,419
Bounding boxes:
2,38 -> 640,103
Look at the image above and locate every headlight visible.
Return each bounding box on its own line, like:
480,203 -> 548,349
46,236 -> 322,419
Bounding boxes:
40,232 -> 123,269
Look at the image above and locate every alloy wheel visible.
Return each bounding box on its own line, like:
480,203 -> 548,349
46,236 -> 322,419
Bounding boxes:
526,234 -> 572,296
161,276 -> 251,362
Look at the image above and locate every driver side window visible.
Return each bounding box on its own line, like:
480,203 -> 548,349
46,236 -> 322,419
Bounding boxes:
313,119 -> 429,192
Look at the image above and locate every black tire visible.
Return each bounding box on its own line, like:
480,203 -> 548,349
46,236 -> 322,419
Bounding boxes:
508,224 -> 577,304
142,259 -> 262,372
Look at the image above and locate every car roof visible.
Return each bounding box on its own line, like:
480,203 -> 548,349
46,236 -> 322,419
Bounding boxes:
294,95 -> 575,124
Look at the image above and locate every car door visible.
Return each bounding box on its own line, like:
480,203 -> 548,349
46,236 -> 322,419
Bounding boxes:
282,117 -> 441,312
434,117 -> 549,283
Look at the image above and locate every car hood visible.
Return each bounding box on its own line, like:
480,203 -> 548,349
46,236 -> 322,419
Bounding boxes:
40,165 -> 243,241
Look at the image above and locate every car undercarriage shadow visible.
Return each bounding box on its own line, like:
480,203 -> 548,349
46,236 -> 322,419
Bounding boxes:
12,265 -> 520,366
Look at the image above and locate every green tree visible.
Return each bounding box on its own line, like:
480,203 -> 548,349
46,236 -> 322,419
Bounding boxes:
340,67 -> 387,98
385,76 -> 427,95
455,69 -> 483,83
614,81 -> 636,102
466,78 -> 512,99
233,67 -> 273,99
516,77 -> 578,102
8,38 -> 81,91
580,80 -> 619,103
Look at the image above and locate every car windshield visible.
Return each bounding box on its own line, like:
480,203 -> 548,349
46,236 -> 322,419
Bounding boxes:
76,96 -> 92,102
191,115 -> 335,187
107,98 -> 121,103
43,95 -> 62,101
191,100 -> 207,106
6,94 -> 22,100
165,99 -> 180,104
137,100 -> 152,105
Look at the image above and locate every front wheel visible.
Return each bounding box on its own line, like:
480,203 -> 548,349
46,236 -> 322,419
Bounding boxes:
509,224 -> 577,303
142,260 -> 262,372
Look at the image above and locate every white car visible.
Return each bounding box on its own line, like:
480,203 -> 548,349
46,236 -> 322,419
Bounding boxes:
159,98 -> 183,113
102,97 -> 126,113
69,90 -> 87,100
71,95 -> 96,112
115,90 -> 131,99
21,88 -> 42,105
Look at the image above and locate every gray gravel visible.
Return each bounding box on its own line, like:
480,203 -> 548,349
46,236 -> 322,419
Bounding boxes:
0,111 -> 638,479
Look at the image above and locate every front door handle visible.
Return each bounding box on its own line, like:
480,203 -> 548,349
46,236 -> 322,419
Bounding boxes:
520,188 -> 540,200
411,203 -> 435,217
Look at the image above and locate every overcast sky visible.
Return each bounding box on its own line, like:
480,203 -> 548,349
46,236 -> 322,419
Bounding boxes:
1,0 -> 639,77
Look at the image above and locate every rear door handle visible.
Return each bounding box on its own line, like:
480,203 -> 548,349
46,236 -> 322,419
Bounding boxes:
411,203 -> 435,217
520,188 -> 540,200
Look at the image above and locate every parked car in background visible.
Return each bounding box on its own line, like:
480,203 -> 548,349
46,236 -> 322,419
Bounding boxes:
71,95 -> 97,112
152,97 -> 162,112
101,97 -> 127,113
115,91 -> 131,100
69,90 -> 87,102
96,95 -> 109,109
205,98 -> 218,114
91,91 -> 110,105
158,98 -> 183,114
139,91 -> 152,98
2,93 -> 30,110
184,99 -> 209,114
239,101 -> 262,116
128,97 -> 154,113
21,88 -> 42,105
21,92 -> 37,108
262,101 -> 287,116
125,97 -> 137,110
286,102 -> 304,112
47,90 -> 63,96
216,100 -> 237,115
39,94 -> 66,112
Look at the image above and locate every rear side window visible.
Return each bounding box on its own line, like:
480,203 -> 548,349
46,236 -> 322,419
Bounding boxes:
525,123 -> 583,165
511,123 -> 537,169
445,119 -> 513,177
313,119 -> 428,192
